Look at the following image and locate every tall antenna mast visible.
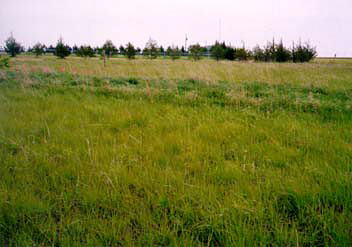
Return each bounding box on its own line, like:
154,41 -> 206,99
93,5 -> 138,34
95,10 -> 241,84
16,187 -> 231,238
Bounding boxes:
185,34 -> 188,51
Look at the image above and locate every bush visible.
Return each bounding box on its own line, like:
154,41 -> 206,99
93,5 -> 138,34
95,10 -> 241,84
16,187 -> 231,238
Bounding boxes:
76,45 -> 95,58
224,47 -> 235,60
125,43 -> 136,59
32,42 -> 46,57
102,40 -> 117,58
275,41 -> 291,62
4,35 -> 22,57
210,42 -> 225,61
54,38 -> 71,59
168,46 -> 181,60
189,44 -> 202,61
143,38 -> 158,59
235,48 -> 250,61
0,57 -> 10,68
252,40 -> 316,63
252,45 -> 265,62
292,42 -> 317,63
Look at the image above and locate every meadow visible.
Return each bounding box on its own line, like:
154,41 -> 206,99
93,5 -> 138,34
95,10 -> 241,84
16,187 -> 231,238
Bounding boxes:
0,55 -> 352,246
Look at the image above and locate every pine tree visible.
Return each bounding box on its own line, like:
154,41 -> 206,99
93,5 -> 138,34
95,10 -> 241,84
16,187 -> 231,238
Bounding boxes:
4,35 -> 22,57
125,42 -> 136,59
54,38 -> 70,59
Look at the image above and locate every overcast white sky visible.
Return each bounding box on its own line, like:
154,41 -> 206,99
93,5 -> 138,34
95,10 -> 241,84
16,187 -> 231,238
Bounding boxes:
1,0 -> 351,56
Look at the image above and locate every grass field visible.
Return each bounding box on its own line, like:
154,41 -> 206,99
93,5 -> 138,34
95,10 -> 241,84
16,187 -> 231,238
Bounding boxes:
1,55 -> 352,246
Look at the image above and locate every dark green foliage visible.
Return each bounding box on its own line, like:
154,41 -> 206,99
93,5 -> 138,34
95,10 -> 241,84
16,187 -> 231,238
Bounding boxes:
119,45 -> 125,55
224,47 -> 235,60
275,41 -> 292,62
235,47 -> 250,61
193,224 -> 226,246
159,45 -> 165,56
125,43 -> 136,59
168,46 -> 181,60
209,42 -> 236,61
210,41 -> 225,61
0,57 -> 10,68
32,42 -> 45,57
189,44 -> 202,61
275,193 -> 299,219
102,40 -> 117,58
143,38 -> 158,59
76,45 -> 95,58
177,79 -> 198,94
252,45 -> 265,61
4,35 -> 22,57
54,38 -> 71,59
264,40 -> 276,62
253,40 -> 316,63
292,42 -> 317,63
127,78 -> 139,85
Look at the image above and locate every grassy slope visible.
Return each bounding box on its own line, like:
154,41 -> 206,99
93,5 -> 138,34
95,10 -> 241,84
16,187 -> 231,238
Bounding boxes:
0,56 -> 352,246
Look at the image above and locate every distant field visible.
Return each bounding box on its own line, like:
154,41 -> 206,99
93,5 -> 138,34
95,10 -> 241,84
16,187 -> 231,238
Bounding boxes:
1,55 -> 352,246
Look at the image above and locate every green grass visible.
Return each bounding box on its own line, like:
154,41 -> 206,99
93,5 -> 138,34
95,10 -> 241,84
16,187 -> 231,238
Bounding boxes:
0,57 -> 352,246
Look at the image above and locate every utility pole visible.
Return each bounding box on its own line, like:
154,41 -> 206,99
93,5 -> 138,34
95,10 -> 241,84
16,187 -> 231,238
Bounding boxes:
185,34 -> 188,52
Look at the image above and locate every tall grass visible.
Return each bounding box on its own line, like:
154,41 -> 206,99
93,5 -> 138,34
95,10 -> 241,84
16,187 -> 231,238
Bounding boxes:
0,56 -> 351,246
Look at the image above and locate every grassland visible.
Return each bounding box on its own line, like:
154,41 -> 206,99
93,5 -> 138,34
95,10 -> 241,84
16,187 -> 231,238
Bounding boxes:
1,55 -> 352,246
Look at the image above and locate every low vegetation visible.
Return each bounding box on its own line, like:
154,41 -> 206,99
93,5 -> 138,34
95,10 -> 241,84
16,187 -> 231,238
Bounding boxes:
0,56 -> 351,246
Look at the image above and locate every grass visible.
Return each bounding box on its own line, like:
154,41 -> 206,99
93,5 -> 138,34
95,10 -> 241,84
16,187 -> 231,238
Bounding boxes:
0,55 -> 352,246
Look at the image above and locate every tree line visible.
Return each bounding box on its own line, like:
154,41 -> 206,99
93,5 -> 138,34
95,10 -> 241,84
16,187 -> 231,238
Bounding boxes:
2,35 -> 317,63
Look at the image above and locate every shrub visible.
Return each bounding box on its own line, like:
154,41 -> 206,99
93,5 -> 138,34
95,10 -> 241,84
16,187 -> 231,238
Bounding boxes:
188,44 -> 202,61
102,40 -> 117,58
4,35 -> 22,57
159,46 -> 165,56
275,41 -> 291,62
143,38 -> 158,59
0,57 -> 10,68
264,41 -> 276,62
224,47 -> 235,60
32,42 -> 46,57
168,46 -> 181,60
253,40 -> 316,63
54,38 -> 71,59
235,47 -> 250,61
119,45 -> 125,56
210,41 -> 225,61
292,42 -> 317,63
125,43 -> 136,59
252,45 -> 265,61
76,45 -> 95,58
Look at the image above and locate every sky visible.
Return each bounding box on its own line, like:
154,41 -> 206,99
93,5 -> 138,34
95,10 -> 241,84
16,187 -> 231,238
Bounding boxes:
1,0 -> 351,57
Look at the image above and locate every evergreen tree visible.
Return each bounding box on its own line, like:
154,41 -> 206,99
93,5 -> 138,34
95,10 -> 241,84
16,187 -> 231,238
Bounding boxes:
102,40 -> 117,58
224,47 -> 235,60
169,46 -> 181,60
54,38 -> 70,59
125,42 -> 136,59
119,45 -> 125,55
160,46 -> 165,56
144,38 -> 158,59
188,44 -> 202,60
275,40 -> 291,62
210,41 -> 225,61
4,35 -> 22,57
252,45 -> 265,61
32,42 -> 46,57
